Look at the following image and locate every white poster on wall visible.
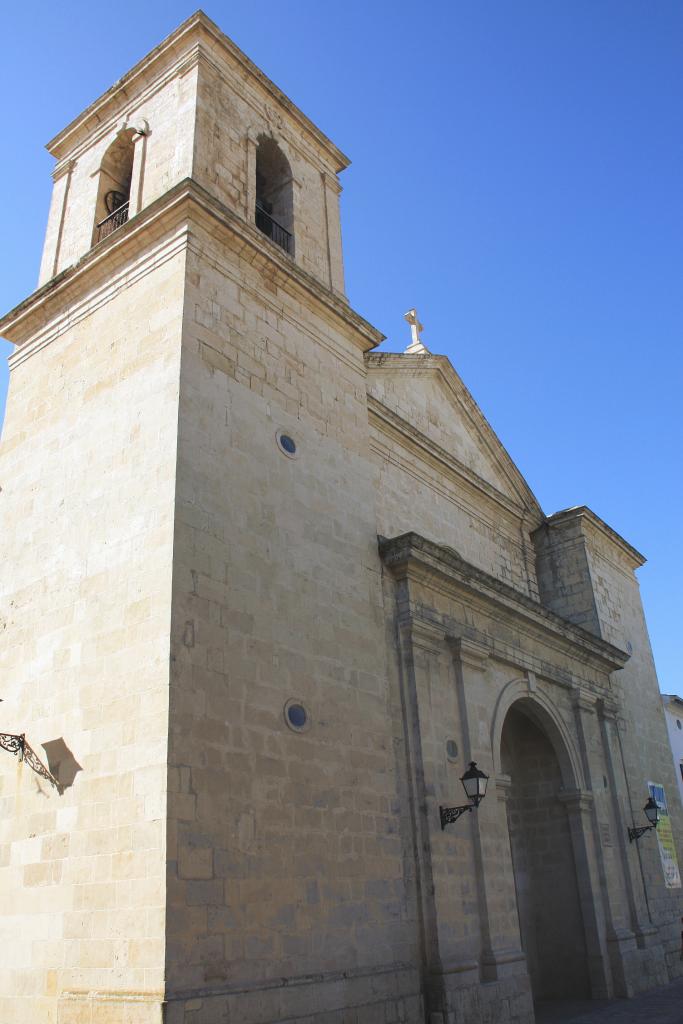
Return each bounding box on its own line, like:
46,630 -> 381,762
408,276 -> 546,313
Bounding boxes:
648,782 -> 682,889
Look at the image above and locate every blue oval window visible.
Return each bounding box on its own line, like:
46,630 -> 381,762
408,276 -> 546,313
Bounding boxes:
287,703 -> 307,729
279,434 -> 296,455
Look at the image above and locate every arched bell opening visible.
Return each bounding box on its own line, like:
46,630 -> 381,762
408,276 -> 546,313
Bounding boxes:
501,701 -> 591,1004
254,136 -> 294,255
92,130 -> 136,245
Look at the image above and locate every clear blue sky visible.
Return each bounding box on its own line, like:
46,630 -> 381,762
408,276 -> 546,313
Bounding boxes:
1,2 -> 681,691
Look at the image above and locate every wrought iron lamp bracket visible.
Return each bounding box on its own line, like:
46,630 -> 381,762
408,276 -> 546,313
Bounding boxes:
440,803 -> 474,830
628,824 -> 656,843
0,732 -> 60,790
0,732 -> 24,757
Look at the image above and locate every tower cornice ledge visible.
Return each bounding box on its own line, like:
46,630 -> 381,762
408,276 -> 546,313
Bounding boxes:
532,505 -> 645,570
0,178 -> 383,355
46,11 -> 350,173
379,531 -> 630,674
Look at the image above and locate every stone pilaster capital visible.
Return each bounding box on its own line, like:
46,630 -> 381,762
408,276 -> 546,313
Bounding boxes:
437,958 -> 479,977
321,170 -> 343,194
52,158 -> 76,183
557,788 -> 593,813
408,618 -> 444,655
176,42 -> 219,80
480,946 -> 526,969
598,697 -> 620,722
495,773 -> 513,798
572,688 -> 597,714
448,636 -> 490,672
132,119 -> 150,142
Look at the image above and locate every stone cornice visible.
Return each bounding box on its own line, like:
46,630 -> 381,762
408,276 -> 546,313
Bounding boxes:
46,12 -> 350,173
0,178 -> 383,355
378,532 -> 630,675
366,352 -> 544,522
533,505 -> 645,570
6,227 -> 189,370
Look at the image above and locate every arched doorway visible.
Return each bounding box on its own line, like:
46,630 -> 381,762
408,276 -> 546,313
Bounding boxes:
501,701 -> 590,1003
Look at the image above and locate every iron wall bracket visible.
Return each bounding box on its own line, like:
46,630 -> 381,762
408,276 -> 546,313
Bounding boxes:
0,732 -> 60,790
440,803 -> 474,830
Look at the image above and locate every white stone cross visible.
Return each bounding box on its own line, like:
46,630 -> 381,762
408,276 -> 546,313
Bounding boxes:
403,308 -> 429,354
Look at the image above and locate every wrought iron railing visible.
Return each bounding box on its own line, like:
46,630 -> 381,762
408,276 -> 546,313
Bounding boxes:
96,201 -> 129,242
255,205 -> 293,254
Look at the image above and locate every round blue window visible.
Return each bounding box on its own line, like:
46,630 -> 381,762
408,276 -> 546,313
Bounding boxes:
287,703 -> 307,729
279,434 -> 296,455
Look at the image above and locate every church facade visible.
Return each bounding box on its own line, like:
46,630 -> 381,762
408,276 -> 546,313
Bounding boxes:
1,13 -> 681,1024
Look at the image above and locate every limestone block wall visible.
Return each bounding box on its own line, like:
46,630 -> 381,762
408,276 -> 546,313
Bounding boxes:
377,526 -> 683,1011
192,45 -> 346,294
39,11 -> 348,299
0,244 -> 186,1023
533,515 -> 603,636
375,549 -> 623,1020
371,431 -> 537,596
39,65 -> 198,287
163,227 -> 422,1022
533,508 -> 683,976
582,524 -> 683,969
366,376 -> 540,598
393,571 -> 597,965
367,362 -> 521,494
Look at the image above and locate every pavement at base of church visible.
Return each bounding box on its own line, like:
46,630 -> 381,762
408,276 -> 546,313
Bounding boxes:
533,976 -> 683,1024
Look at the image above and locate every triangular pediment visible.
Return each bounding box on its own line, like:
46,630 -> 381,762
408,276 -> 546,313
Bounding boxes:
366,352 -> 543,521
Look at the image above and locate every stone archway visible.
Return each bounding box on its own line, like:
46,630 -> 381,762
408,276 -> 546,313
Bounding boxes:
501,701 -> 591,1003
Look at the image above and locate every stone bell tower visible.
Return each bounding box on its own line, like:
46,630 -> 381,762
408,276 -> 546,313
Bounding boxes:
0,12 -> 414,1024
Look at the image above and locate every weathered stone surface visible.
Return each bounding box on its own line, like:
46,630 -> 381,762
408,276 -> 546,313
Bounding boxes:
0,11 -> 681,1024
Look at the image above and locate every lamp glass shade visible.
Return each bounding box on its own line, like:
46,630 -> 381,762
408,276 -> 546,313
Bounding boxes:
461,761 -> 489,805
644,797 -> 660,827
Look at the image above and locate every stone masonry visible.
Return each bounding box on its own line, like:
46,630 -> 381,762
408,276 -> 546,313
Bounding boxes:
1,12 -> 681,1024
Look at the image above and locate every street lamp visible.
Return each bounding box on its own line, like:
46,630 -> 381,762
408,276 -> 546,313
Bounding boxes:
440,761 -> 489,830
628,796 -> 660,843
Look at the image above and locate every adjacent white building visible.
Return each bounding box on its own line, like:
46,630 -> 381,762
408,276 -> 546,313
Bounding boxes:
662,695 -> 683,807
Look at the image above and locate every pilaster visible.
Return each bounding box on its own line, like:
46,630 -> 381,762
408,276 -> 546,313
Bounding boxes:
128,123 -> 149,218
597,699 -> 658,946
245,128 -> 257,222
557,786 -> 612,997
573,689 -> 634,954
39,158 -> 76,285
394,616 -> 445,1002
321,170 -> 346,298
449,638 -> 526,984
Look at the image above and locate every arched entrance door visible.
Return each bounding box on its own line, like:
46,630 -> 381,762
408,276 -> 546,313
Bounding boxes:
501,701 -> 590,1003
